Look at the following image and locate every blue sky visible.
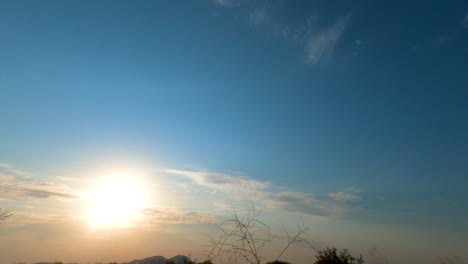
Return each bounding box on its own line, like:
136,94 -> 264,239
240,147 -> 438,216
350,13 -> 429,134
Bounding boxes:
0,1 -> 467,264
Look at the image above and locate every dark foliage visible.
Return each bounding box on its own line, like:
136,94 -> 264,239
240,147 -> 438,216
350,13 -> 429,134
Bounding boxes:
314,247 -> 364,264
266,261 -> 291,264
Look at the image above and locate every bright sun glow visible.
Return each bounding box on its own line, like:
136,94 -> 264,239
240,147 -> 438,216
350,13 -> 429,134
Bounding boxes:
85,173 -> 149,228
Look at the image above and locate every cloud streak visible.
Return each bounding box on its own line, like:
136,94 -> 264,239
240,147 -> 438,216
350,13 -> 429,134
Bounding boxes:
304,14 -> 352,64
328,188 -> 360,202
166,170 -> 270,193
208,1 -> 352,65
3,211 -> 79,226
0,163 -> 78,200
0,163 -> 31,181
143,207 -> 218,224
212,0 -> 239,7
0,181 -> 78,199
260,191 -> 347,217
167,170 -> 359,218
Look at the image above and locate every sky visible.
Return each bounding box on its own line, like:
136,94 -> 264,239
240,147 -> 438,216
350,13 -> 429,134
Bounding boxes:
0,0 -> 467,263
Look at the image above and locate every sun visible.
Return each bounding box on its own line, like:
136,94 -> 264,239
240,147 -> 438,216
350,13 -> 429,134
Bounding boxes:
84,173 -> 148,228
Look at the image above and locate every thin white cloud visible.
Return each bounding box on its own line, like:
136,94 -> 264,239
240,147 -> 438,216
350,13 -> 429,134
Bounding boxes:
166,170 -> 271,193
435,34 -> 453,44
212,0 -> 239,7
259,191 -> 347,217
56,176 -> 82,182
3,211 -> 79,227
249,6 -> 268,26
143,207 -> 218,224
167,169 -> 360,218
433,13 -> 468,46
0,163 -> 31,180
328,188 -> 360,202
209,0 -> 353,65
213,201 -> 247,211
0,181 -> 78,199
409,44 -> 420,53
305,14 -> 352,64
0,163 -> 78,200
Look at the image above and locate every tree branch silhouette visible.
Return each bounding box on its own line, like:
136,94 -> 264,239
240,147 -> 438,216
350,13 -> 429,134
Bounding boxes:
0,208 -> 12,222
205,203 -> 314,264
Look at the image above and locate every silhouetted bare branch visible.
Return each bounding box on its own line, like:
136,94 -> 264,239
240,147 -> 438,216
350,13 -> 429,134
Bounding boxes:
205,203 -> 314,264
275,221 -> 315,261
0,208 -> 12,221
439,256 -> 465,264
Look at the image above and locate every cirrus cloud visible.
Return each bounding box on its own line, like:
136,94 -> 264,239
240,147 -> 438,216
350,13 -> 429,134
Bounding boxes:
143,207 -> 218,225
0,163 -> 78,200
305,14 -> 352,64
167,169 -> 360,218
166,170 -> 271,193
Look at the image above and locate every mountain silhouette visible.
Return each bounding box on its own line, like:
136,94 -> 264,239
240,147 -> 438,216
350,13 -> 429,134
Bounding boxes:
32,255 -> 193,264
127,255 -> 193,264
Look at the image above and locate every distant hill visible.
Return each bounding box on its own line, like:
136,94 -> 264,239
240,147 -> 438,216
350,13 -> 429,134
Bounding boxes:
34,263 -> 80,264
33,255 -> 193,264
127,255 -> 193,264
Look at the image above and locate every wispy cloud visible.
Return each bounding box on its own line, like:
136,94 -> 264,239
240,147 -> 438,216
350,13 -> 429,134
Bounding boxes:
143,207 -> 218,224
208,0 -> 352,65
0,163 -> 31,181
0,181 -> 78,199
166,170 -> 271,193
0,163 -> 78,200
304,14 -> 352,64
56,176 -> 82,182
435,34 -> 453,45
433,13 -> 468,46
167,170 -> 360,218
212,0 -> 239,8
408,44 -> 420,53
3,211 -> 79,227
260,191 -> 347,217
248,4 -> 269,26
328,188 -> 360,202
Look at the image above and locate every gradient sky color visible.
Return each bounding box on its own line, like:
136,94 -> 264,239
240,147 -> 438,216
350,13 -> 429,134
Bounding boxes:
1,1 -> 467,264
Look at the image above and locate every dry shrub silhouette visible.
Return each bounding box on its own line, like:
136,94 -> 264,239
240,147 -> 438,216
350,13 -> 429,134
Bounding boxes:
205,203 -> 313,264
314,247 -> 363,264
439,256 -> 466,264
0,208 -> 12,222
